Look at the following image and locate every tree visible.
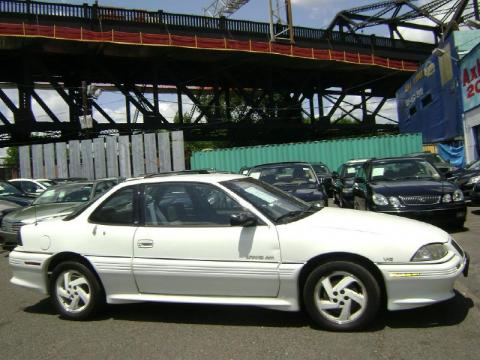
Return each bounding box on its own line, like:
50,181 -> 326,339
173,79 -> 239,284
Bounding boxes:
3,147 -> 18,167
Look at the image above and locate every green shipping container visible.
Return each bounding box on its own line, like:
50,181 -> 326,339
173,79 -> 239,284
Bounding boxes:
191,133 -> 423,173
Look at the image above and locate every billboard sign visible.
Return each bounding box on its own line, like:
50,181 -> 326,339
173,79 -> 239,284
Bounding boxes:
460,43 -> 480,112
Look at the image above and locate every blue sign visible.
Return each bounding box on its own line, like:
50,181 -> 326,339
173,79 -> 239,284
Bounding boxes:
396,36 -> 463,143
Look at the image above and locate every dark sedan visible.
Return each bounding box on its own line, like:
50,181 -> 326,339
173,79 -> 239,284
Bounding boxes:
332,159 -> 369,208
0,181 -> 35,206
352,157 -> 466,228
247,162 -> 328,207
407,152 -> 456,174
448,159 -> 480,202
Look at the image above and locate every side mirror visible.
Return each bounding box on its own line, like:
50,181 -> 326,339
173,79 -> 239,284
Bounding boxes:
230,212 -> 257,227
355,177 -> 366,184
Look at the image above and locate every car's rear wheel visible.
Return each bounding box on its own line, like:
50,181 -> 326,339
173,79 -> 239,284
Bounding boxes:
50,261 -> 104,320
303,261 -> 381,331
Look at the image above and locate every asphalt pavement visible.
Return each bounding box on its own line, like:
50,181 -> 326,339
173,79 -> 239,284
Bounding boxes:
0,205 -> 479,360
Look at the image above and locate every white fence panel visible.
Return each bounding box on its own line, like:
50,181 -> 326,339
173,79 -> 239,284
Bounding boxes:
32,144 -> 44,178
19,146 -> 31,178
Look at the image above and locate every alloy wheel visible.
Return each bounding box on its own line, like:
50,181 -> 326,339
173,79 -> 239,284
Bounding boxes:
55,270 -> 92,313
313,271 -> 367,324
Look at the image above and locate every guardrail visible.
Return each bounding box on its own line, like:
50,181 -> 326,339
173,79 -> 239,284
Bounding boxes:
0,0 -> 430,52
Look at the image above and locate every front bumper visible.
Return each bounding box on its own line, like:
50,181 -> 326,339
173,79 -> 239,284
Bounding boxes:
376,205 -> 466,225
9,249 -> 52,295
0,229 -> 18,249
470,186 -> 480,204
379,252 -> 468,311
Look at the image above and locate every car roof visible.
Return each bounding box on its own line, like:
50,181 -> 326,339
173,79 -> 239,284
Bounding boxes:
121,172 -> 245,187
9,178 -> 50,182
370,156 -> 425,163
249,162 -> 312,169
344,159 -> 370,165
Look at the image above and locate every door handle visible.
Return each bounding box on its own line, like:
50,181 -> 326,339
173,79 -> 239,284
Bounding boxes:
137,239 -> 154,248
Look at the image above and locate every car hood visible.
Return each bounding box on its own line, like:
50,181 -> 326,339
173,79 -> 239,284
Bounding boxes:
455,170 -> 480,183
276,207 -> 450,263
275,183 -> 325,201
370,180 -> 456,196
3,202 -> 81,224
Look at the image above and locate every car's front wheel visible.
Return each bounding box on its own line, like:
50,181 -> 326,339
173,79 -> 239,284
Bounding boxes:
303,261 -> 381,331
50,261 -> 104,320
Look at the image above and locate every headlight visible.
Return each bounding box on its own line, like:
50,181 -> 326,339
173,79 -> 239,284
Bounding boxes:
453,189 -> 464,202
411,243 -> 448,262
466,175 -> 480,185
388,196 -> 403,207
372,193 -> 388,206
442,194 -> 452,203
310,200 -> 325,208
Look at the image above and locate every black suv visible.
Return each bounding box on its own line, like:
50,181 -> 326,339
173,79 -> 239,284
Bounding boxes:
311,162 -> 334,197
332,159 -> 370,208
247,162 -> 328,207
352,157 -> 466,228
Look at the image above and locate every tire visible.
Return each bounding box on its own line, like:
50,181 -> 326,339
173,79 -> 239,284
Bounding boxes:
50,261 -> 105,320
303,261 -> 381,331
353,197 -> 363,210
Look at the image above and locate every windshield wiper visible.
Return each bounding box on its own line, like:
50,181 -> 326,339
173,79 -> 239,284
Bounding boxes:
275,210 -> 305,223
275,206 -> 318,223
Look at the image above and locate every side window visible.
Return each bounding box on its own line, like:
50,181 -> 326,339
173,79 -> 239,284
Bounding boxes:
89,187 -> 135,225
23,181 -> 39,193
356,167 -> 366,180
143,182 -> 245,227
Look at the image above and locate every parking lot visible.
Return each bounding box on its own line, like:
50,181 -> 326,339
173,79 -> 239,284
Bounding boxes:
0,204 -> 479,360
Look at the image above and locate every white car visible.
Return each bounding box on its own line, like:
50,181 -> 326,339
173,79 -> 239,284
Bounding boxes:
9,173 -> 469,331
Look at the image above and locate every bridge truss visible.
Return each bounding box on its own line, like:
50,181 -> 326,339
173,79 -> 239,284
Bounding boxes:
0,0 -> 434,146
328,0 -> 479,43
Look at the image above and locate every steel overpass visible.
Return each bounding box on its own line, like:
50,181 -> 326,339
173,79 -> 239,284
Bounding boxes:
0,0 -> 435,145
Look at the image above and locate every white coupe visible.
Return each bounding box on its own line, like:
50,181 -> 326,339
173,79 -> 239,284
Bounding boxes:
9,173 -> 469,331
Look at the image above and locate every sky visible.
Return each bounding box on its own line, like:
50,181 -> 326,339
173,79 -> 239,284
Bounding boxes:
0,0 -> 440,155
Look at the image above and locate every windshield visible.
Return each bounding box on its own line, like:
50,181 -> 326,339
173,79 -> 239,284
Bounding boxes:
33,184 -> 93,205
38,180 -> 56,188
249,165 -> 318,186
369,160 -> 441,181
342,164 -> 364,179
0,182 -> 24,196
222,178 -> 319,223
467,159 -> 480,170
312,164 -> 331,175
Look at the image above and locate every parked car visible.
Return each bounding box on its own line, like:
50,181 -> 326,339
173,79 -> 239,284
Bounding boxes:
0,199 -> 21,225
247,162 -> 328,207
332,159 -> 370,208
406,152 -> 456,174
447,159 -> 480,202
352,157 -> 466,228
471,182 -> 480,205
9,178 -> 56,196
0,180 -> 35,206
9,173 -> 469,331
51,177 -> 88,184
0,179 -> 120,249
311,162 -> 334,197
